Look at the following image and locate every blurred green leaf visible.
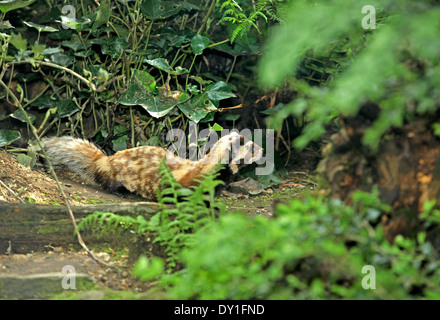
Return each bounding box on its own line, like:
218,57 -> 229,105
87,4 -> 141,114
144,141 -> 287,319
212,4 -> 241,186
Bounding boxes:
132,256 -> 164,281
0,129 -> 20,147
62,39 -> 91,51
10,33 -> 26,51
0,20 -> 14,29
208,123 -> 223,131
0,0 -> 36,13
224,114 -> 240,121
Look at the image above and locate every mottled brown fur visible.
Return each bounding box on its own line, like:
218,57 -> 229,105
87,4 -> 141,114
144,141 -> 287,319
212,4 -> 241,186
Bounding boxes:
42,133 -> 263,200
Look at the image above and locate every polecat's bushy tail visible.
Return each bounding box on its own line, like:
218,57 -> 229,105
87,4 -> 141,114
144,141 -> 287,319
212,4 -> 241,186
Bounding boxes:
42,136 -> 109,184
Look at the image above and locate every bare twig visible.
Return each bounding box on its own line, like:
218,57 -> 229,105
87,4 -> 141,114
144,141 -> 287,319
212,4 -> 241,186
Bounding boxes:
0,179 -> 26,204
217,104 -> 243,112
9,61 -> 97,91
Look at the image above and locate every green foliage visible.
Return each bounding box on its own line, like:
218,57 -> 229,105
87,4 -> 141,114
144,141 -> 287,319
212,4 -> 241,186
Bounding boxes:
216,0 -> 283,43
0,0 -> 36,14
77,157 -> 223,272
259,0 -> 440,151
154,190 -> 440,299
0,0 -> 262,151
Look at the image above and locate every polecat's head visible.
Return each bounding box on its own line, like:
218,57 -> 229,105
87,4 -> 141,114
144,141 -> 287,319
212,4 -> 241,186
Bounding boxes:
216,132 -> 264,174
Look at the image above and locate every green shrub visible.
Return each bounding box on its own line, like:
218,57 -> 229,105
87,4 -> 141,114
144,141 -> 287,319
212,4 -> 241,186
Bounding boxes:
151,190 -> 440,299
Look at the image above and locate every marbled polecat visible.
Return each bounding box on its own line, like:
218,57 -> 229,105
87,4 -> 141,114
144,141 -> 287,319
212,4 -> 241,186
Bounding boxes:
42,132 -> 263,200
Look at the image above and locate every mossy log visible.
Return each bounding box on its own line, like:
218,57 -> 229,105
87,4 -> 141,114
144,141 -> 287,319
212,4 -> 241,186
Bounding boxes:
0,202 -> 162,254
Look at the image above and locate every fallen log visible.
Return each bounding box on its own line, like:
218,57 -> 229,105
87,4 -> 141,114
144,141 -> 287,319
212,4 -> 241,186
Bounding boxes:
0,201 -> 163,254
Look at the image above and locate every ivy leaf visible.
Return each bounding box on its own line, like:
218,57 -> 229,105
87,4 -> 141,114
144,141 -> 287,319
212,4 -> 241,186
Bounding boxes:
260,103 -> 287,116
204,81 -> 236,106
0,0 -> 36,14
0,129 -> 20,147
91,0 -> 111,31
10,32 -> 27,51
11,109 -> 36,123
17,153 -> 35,168
0,20 -> 14,29
225,114 -> 240,121
56,100 -> 79,118
96,37 -> 129,58
175,66 -> 189,75
146,58 -> 189,75
74,49 -> 95,57
191,34 -> 210,55
189,75 -> 212,86
119,69 -> 190,118
49,52 -> 73,66
41,47 -> 62,55
119,69 -> 156,105
146,58 -> 174,73
62,39 -> 90,51
177,93 -> 217,123
140,0 -> 182,20
23,21 -> 58,32
32,95 -> 57,109
208,123 -> 223,131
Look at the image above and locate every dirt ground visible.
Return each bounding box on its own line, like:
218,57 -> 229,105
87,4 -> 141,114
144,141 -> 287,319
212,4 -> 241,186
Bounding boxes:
0,150 -> 316,298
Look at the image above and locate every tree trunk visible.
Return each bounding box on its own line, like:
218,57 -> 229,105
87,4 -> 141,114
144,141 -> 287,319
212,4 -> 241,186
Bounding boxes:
318,112 -> 440,244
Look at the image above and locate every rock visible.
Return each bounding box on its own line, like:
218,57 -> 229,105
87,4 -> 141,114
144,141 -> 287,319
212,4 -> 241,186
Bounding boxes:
227,178 -> 265,196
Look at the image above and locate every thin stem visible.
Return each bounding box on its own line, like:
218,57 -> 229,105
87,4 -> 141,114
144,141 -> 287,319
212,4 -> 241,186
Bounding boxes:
206,39 -> 230,48
185,55 -> 197,91
197,0 -> 216,34
226,55 -> 237,83
129,106 -> 135,147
